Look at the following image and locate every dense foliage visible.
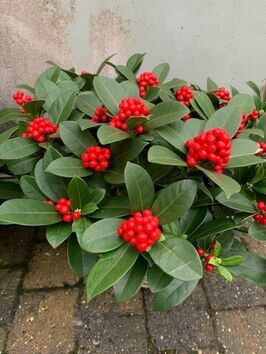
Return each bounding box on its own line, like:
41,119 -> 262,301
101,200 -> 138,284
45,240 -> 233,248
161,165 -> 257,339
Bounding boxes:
0,53 -> 265,310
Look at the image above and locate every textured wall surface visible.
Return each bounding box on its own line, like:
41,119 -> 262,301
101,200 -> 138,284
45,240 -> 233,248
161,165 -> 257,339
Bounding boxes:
1,0 -> 266,106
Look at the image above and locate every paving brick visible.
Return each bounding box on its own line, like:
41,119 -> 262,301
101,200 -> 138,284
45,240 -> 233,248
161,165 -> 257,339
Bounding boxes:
215,307 -> 266,354
242,234 -> 266,258
7,289 -> 78,354
143,286 -> 215,352
203,273 -> 266,311
23,243 -> 78,289
76,290 -> 148,354
0,327 -> 7,352
0,225 -> 34,266
0,268 -> 22,329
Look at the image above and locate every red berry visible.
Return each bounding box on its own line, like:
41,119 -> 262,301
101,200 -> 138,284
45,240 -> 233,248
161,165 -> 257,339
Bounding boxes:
72,210 -> 81,220
91,106 -> 109,123
12,90 -> 34,107
210,242 -> 216,249
117,210 -> 161,252
214,87 -> 231,101
81,145 -> 111,172
136,71 -> 159,97
205,263 -> 214,272
175,86 -> 194,106
249,109 -> 259,121
21,117 -> 58,142
205,254 -> 212,263
234,112 -> 248,138
135,125 -> 145,134
197,248 -> 205,257
63,214 -> 73,223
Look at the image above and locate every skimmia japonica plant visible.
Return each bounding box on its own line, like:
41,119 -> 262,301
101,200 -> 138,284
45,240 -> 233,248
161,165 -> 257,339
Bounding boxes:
0,54 -> 265,310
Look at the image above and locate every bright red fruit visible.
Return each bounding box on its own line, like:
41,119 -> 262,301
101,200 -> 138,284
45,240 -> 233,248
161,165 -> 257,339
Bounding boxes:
55,198 -> 81,223
81,146 -> 111,172
249,109 -> 259,121
91,106 -> 109,123
12,90 -> 34,111
234,112 -> 248,138
21,117 -> 58,143
254,200 -> 266,226
175,86 -> 194,106
214,87 -> 231,101
205,263 -> 214,272
257,142 -> 266,155
137,71 -> 159,97
117,209 -> 161,252
185,128 -> 231,173
197,248 -> 205,257
109,97 -> 149,133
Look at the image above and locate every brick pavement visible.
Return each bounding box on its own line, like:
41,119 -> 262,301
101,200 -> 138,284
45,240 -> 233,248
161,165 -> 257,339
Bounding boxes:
0,225 -> 265,354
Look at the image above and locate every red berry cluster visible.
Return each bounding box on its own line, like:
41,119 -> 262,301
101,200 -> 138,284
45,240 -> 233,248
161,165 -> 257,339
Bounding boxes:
253,201 -> 266,225
234,112 -> 248,138
109,97 -> 149,133
214,87 -> 231,101
55,198 -> 81,223
91,106 -> 109,123
257,142 -> 266,156
249,109 -> 259,121
175,86 -> 194,106
186,128 -> 231,173
117,210 -> 161,252
197,242 -> 216,272
81,146 -> 111,172
12,90 -> 33,114
21,117 -> 58,143
182,114 -> 191,122
137,71 -> 159,97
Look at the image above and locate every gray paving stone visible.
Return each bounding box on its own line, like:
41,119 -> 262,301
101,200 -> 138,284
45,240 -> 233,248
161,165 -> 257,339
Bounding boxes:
76,290 -> 148,354
215,307 -> 266,354
203,273 -> 266,311
0,326 -> 7,353
0,225 -> 34,266
0,268 -> 22,329
143,286 -> 216,352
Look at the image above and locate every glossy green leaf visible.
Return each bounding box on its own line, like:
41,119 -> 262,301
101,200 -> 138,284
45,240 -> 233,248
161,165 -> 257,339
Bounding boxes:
120,80 -> 139,97
0,181 -> 23,200
249,222 -> 266,241
59,121 -> 96,157
151,180 -> 197,225
93,76 -> 124,115
147,264 -> 173,293
0,137 -> 39,160
193,91 -> 215,119
97,124 -> 130,144
67,234 -> 96,277
23,100 -> 45,116
46,157 -> 92,177
67,176 -> 91,211
46,222 -> 72,248
207,77 -> 219,91
8,156 -> 39,176
86,243 -> 138,301
149,238 -> 203,281
0,108 -> 24,124
114,257 -> 147,302
115,64 -> 136,81
20,175 -> 45,200
0,199 -> 61,226
228,93 -> 255,115
148,145 -> 186,166
230,139 -> 258,158
126,53 -> 145,73
155,279 -> 198,310
227,155 -> 265,168
72,216 -> 92,244
75,92 -> 101,116
216,191 -> 256,213
125,162 -> 154,211
49,90 -> 76,124
178,207 -> 208,236
92,196 -> 131,218
152,63 -> 170,83
0,127 -> 18,145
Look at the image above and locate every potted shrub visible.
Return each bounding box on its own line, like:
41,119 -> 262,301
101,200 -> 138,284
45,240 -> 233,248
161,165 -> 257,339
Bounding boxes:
0,53 -> 265,310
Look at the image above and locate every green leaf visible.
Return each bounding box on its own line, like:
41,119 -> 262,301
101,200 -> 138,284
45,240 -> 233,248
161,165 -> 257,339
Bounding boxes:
92,196 -> 131,218
114,64 -> 136,81
0,137 -> 39,160
0,127 -> 18,145
126,53 -> 145,73
253,177 -> 266,194
230,139 -> 258,158
79,118 -> 100,130
93,76 -> 124,115
147,264 -> 173,293
125,162 -> 154,211
46,222 -> 72,248
151,180 -> 197,225
144,101 -> 189,129
35,77 -> 60,101
227,155 -> 265,169
148,145 -> 186,166
207,77 -> 219,91
216,265 -> 233,282
75,92 -> 100,116
188,218 -> 237,242
0,199 -> 61,226
192,91 -> 215,119
59,121 -> 96,157
149,238 -> 203,281
228,93 -> 255,115
86,243 -> 138,301
72,216 -> 92,244
216,191 -> 256,213
198,166 -> 241,198
97,125 -> 130,144
0,181 -> 22,200
23,100 -> 45,116
152,63 -> 170,83
67,176 -> 92,211
16,83 -> 35,94
81,218 -> 124,253
0,108 -> 24,124
67,234 -> 96,277
7,156 -> 39,175
49,90 -> 76,124
155,279 -> 198,310
96,53 -> 117,75
20,175 -> 45,200
247,81 -> 260,96
225,250 -> 266,285
120,81 -> 139,97
46,157 -> 92,178
204,106 -> 242,137
248,222 -> 266,241
34,66 -> 60,98
114,257 -> 147,302
178,207 -> 208,236
220,256 -> 243,267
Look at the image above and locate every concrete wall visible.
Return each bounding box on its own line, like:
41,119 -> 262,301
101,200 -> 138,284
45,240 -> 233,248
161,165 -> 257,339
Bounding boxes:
1,0 -> 266,106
